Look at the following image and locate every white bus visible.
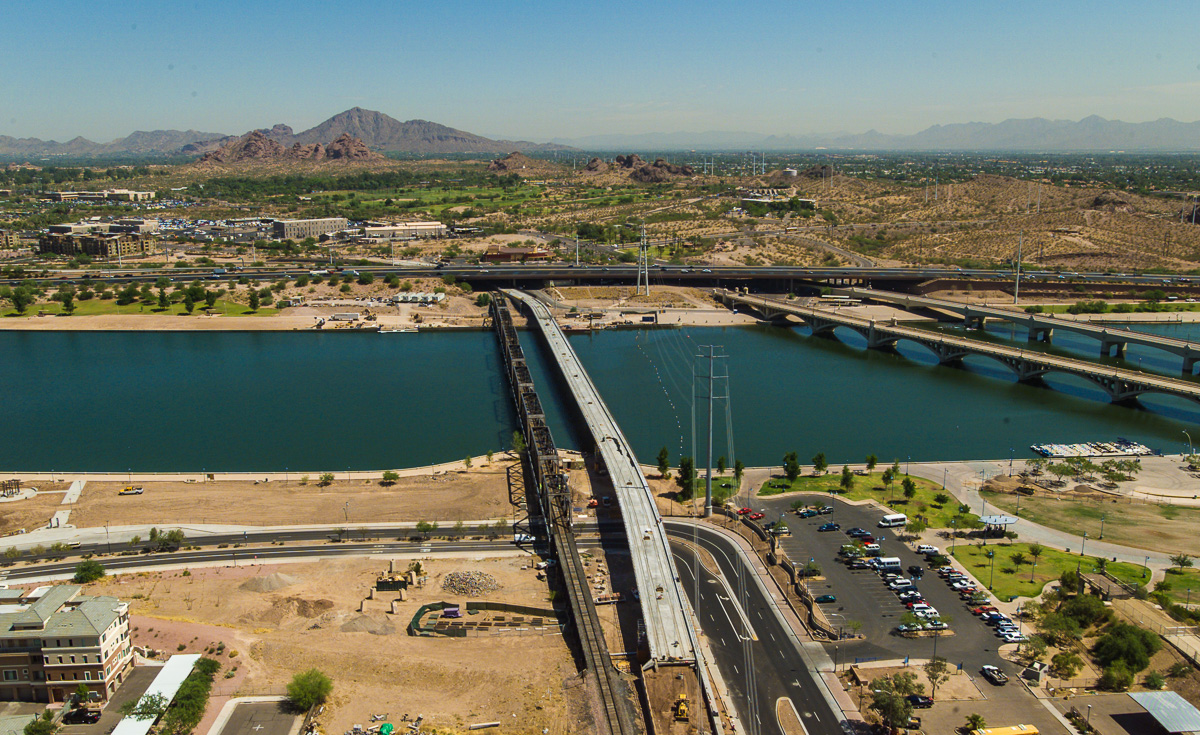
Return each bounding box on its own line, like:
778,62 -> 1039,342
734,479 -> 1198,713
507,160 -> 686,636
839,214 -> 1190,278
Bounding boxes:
878,513 -> 908,528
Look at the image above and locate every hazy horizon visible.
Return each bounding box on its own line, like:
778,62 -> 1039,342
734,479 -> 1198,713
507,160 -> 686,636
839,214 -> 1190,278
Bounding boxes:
5,0 -> 1199,143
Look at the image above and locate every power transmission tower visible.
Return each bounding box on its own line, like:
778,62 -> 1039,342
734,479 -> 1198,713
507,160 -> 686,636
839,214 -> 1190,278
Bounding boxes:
636,224 -> 650,296
694,346 -> 730,518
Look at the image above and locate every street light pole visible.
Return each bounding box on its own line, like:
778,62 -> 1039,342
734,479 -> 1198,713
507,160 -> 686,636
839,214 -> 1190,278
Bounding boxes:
1184,430 -> 1194,457
942,467 -> 947,490
1145,556 -> 1151,580
343,502 -> 350,522
1100,514 -> 1106,539
988,550 -> 996,590
1081,531 -> 1088,557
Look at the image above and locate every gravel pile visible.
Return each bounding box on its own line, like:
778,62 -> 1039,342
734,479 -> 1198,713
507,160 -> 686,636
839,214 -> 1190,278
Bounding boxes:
441,571 -> 500,597
240,573 -> 299,593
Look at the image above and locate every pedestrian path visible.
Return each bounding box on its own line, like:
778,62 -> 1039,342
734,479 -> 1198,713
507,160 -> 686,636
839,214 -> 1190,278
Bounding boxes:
61,480 -> 84,505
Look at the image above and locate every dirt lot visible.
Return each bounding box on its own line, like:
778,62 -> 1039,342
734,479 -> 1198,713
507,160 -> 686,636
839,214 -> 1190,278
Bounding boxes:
83,556 -> 589,734
67,467 -> 514,528
0,482 -> 69,536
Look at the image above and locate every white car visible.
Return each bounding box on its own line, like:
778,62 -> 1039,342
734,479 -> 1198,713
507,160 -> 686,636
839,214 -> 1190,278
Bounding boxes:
917,545 -> 939,555
1001,632 -> 1027,643
915,609 -> 941,620
888,579 -> 914,590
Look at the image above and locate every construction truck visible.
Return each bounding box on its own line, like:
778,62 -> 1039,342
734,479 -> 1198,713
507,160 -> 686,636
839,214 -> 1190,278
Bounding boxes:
673,693 -> 689,721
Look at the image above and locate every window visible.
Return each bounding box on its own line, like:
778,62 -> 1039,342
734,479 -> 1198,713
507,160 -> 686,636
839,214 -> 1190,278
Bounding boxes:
22,669 -> 28,680
84,672 -> 91,681
56,656 -> 62,664
72,673 -> 77,680
2,670 -> 17,681
69,656 -> 75,664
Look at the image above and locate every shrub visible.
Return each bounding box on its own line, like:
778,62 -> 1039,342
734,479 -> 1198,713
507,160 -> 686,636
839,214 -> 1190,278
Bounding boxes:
1145,670 -> 1166,690
1099,660 -> 1134,691
286,669 -> 333,711
72,560 -> 105,584
158,658 -> 219,735
1093,622 -> 1161,672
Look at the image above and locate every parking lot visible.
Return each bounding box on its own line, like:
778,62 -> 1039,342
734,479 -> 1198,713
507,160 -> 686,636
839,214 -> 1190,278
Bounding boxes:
58,665 -> 159,735
755,493 -> 1021,679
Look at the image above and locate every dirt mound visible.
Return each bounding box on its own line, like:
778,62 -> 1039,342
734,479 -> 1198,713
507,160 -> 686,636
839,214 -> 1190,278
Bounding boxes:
326,133 -> 383,160
583,157 -> 608,173
239,595 -> 335,627
240,573 -> 299,593
488,152 -> 538,172
339,614 -> 395,635
441,570 -> 500,597
1090,191 -> 1137,213
630,158 -> 695,183
614,154 -> 646,169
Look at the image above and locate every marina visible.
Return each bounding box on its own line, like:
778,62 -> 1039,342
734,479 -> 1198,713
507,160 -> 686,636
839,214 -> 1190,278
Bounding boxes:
1030,438 -> 1157,458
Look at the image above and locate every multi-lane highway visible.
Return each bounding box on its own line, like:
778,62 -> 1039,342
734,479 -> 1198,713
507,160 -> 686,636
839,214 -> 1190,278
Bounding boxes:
666,522 -> 844,735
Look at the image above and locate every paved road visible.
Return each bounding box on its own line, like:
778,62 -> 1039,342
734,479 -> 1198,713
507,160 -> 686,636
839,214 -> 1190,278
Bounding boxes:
0,538 -> 530,581
665,522 -> 844,735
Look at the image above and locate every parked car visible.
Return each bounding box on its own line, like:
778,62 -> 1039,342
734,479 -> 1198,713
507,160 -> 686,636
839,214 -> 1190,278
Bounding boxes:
749,512 -> 765,521
63,709 -> 102,725
847,559 -> 870,569
797,508 -> 818,518
737,507 -> 752,515
907,565 -> 925,577
119,485 -> 144,495
818,506 -> 834,515
897,591 -> 923,603
972,605 -> 999,615
818,522 -> 840,532
924,621 -> 949,631
888,579 -> 914,590
846,527 -> 869,538
814,594 -> 836,603
1001,632 -> 1028,643
916,544 -> 940,555
981,665 -> 1009,685
907,694 -> 934,709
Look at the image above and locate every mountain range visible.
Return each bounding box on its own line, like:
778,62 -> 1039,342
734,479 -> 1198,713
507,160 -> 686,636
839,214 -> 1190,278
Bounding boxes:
556,116 -> 1200,152
4,112 -> 1200,157
0,108 -> 573,158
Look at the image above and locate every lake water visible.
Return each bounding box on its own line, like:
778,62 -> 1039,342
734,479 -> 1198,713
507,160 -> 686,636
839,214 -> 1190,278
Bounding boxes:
2,325 -> 1197,472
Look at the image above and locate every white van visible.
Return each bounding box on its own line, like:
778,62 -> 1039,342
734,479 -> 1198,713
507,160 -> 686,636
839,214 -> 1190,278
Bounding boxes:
878,513 -> 908,528
917,545 -> 940,556
876,557 -> 902,572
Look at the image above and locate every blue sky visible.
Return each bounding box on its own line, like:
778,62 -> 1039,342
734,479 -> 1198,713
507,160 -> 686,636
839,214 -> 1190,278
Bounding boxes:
3,1 -> 1199,142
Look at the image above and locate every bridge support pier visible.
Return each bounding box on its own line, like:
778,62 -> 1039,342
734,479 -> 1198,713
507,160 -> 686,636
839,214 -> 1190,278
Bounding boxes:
1101,340 -> 1127,359
1028,327 -> 1054,343
962,314 -> 985,330
1185,355 -> 1200,377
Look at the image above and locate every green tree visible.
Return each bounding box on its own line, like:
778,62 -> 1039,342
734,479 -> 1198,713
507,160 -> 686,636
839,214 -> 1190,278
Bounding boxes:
1099,660 -> 1134,691
882,467 -> 895,497
923,656 -> 950,700
1020,634 -> 1048,665
318,472 -> 334,486
783,452 -> 801,481
512,430 -> 526,454
204,290 -> 218,309
474,293 -> 491,307
415,521 -> 433,539
463,456 -> 472,468
867,674 -> 917,730
72,559 -> 105,584
157,288 -> 169,310
901,476 -> 917,500
965,714 -> 986,732
677,456 -> 697,499
1093,622 -> 1161,672
24,711 -> 55,735
73,683 -> 91,708
865,454 -> 878,472
9,286 -> 35,314
1010,551 -> 1028,567
1051,651 -> 1083,678
183,292 -> 195,314
717,456 -> 727,475
811,452 -> 828,475
286,668 -> 333,711
840,464 -> 855,493
380,470 -> 399,486
1171,553 -> 1194,573
1145,670 -> 1166,690
657,446 -> 671,477
249,289 -> 260,311
119,692 -> 168,718
734,459 -> 745,486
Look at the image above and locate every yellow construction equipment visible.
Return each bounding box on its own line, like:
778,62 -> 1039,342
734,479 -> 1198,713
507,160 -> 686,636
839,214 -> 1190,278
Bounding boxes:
673,693 -> 689,721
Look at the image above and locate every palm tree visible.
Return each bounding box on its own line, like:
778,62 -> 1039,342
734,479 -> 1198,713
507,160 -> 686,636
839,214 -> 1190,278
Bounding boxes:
965,713 -> 986,732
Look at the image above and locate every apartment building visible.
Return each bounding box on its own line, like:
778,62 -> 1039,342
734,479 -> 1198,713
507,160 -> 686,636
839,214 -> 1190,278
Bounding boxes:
0,585 -> 133,703
272,217 -> 348,240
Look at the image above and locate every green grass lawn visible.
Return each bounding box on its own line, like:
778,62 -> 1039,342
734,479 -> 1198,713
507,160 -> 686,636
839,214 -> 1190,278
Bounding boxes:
951,542 -> 1149,601
1038,302 -> 1200,314
1158,568 -> 1200,605
757,471 -> 978,529
2,299 -> 278,317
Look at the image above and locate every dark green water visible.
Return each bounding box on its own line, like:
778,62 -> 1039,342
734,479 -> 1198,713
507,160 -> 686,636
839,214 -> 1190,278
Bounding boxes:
2,326 -> 1197,472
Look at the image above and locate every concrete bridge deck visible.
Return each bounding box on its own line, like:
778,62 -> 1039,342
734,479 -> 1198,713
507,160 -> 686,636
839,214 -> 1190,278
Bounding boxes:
842,287 -> 1200,374
719,290 -> 1200,406
503,289 -> 699,665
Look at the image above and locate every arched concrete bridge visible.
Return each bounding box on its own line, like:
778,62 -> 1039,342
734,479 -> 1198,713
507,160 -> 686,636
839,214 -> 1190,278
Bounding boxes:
717,290 -> 1200,406
840,287 -> 1200,375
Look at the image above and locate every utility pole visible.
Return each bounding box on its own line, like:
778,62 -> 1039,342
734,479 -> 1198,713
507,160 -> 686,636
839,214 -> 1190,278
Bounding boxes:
636,224 -> 650,296
695,346 -> 730,518
1014,232 -> 1023,304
